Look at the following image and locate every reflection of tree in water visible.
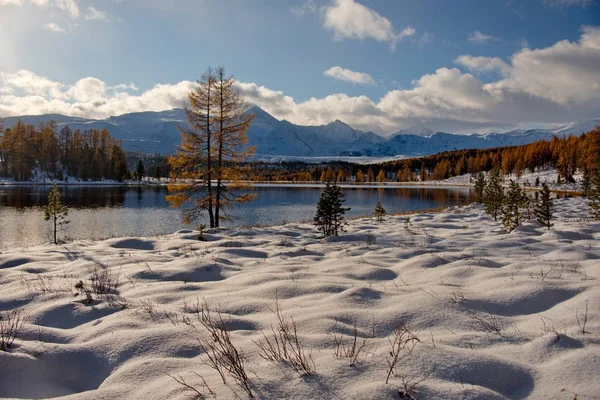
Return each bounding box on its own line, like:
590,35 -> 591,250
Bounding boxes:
0,186 -> 127,209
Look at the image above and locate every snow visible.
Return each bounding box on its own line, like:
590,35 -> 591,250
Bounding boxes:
1,196 -> 598,399
438,168 -> 584,193
4,109 -> 598,157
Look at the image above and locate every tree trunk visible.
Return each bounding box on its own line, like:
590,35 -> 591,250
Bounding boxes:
215,77 -> 224,228
206,83 -> 215,228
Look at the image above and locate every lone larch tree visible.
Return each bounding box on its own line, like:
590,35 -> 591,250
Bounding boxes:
167,67 -> 255,227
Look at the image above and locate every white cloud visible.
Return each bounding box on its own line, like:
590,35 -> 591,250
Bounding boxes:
291,0 -> 316,16
1,27 -> 599,134
85,6 -> 109,21
1,0 -> 79,18
322,0 -> 415,49
43,22 -> 66,33
455,55 -> 512,76
489,26 -> 600,105
323,66 -> 374,85
468,30 -> 499,44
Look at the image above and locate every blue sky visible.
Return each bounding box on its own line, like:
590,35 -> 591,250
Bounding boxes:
1,0 -> 599,134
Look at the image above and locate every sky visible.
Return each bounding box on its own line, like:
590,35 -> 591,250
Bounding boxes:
0,0 -> 599,135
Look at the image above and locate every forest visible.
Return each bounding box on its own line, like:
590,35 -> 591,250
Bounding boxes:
0,120 -> 129,181
247,127 -> 600,184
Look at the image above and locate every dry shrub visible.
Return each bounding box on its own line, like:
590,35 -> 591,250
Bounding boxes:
385,324 -> 420,384
0,309 -> 26,351
195,300 -> 254,398
253,295 -> 316,376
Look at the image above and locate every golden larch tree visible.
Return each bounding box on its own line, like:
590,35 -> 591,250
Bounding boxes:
167,67 -> 255,228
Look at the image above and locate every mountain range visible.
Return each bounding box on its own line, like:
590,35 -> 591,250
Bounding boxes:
3,107 -> 599,160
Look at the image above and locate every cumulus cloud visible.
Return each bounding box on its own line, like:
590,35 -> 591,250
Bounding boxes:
455,55 -> 512,76
1,27 -> 599,134
43,22 -> 66,33
323,66 -> 375,85
468,30 -> 499,44
323,0 -> 415,49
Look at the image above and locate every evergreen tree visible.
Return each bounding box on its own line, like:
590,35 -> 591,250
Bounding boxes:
136,160 -> 145,182
534,183 -> 554,230
44,184 -> 69,244
154,165 -> 162,182
374,201 -> 386,222
502,180 -> 524,232
314,182 -> 350,237
588,168 -> 600,220
581,165 -> 591,197
483,168 -> 504,221
473,171 -> 486,203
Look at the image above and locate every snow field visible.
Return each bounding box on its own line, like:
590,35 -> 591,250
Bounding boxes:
0,197 -> 599,399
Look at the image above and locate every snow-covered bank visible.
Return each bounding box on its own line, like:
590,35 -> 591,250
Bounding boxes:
1,197 -> 599,399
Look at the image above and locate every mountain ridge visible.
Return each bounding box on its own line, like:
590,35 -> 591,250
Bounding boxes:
3,108 -> 598,159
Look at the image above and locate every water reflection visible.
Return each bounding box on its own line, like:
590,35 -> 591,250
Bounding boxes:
0,184 -> 478,248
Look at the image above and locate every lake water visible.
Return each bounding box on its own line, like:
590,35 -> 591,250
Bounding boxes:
0,184 -> 474,248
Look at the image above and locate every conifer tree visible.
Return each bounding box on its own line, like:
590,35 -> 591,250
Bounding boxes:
473,171 -> 486,203
167,67 -> 255,227
314,182 -> 350,237
588,168 -> 600,221
44,184 -> 69,244
136,160 -> 145,181
534,183 -> 554,230
483,168 -> 504,221
212,66 -> 256,226
581,165 -> 591,197
502,180 -> 524,232
374,201 -> 386,222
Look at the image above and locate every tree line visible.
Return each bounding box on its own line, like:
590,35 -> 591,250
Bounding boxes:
242,127 -> 600,185
0,120 -> 129,181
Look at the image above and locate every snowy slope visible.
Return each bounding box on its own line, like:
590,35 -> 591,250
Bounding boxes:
0,197 -> 599,399
3,110 -> 599,157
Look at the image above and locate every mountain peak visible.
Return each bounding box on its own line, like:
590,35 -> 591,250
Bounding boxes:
393,123 -> 434,137
247,105 -> 279,122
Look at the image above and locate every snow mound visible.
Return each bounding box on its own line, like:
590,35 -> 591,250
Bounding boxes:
0,197 -> 598,399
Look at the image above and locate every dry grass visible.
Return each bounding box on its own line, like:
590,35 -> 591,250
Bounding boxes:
253,295 -> 316,377
0,309 -> 26,351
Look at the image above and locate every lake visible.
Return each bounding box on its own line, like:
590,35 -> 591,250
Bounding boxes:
0,184 -> 474,247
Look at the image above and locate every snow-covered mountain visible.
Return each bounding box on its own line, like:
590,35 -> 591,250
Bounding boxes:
3,108 -> 599,158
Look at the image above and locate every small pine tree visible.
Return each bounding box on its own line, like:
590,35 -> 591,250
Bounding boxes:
534,183 -> 554,230
44,184 -> 69,244
483,168 -> 504,221
581,165 -> 591,197
136,160 -> 145,182
588,168 -> 600,220
314,182 -> 350,237
374,201 -> 386,222
502,180 -> 524,232
154,165 -> 162,182
473,172 -> 486,203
